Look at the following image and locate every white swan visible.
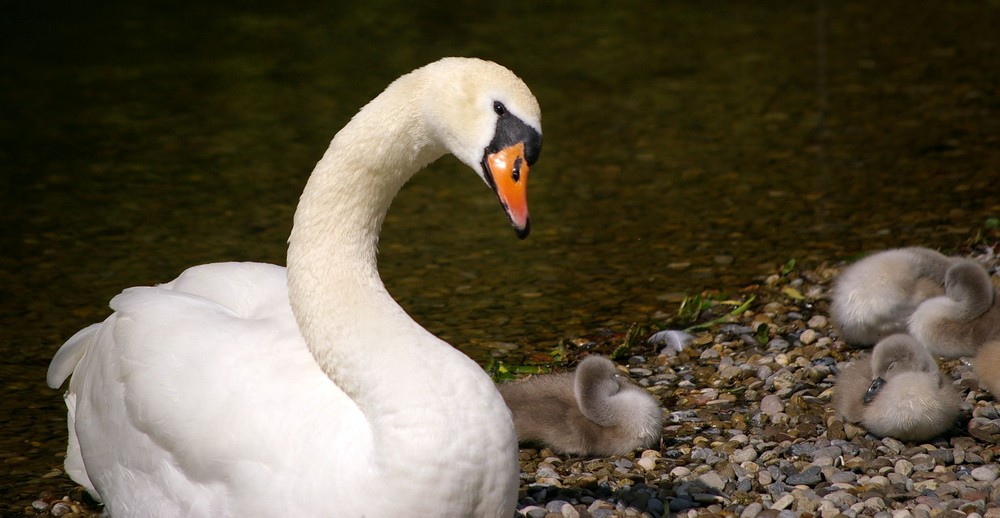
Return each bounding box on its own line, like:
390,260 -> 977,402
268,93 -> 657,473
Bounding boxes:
497,355 -> 663,456
833,334 -> 961,442
908,257 -> 1000,358
45,57 -> 543,517
830,247 -> 953,345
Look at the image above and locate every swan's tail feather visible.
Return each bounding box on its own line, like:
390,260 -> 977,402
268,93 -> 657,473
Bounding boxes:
63,391 -> 100,500
47,323 -> 101,389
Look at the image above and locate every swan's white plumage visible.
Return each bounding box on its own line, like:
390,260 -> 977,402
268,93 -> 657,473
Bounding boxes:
47,58 -> 540,517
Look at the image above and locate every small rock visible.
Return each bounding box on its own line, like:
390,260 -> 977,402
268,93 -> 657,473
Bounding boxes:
786,465 -> 823,486
670,466 -> 692,478
768,338 -> 791,351
741,502 -> 764,518
771,493 -> 795,510
668,495 -> 696,511
968,417 -> 1000,442
800,329 -> 819,344
910,453 -> 935,471
895,459 -> 915,477
49,502 -> 72,517
732,446 -> 758,463
761,394 -> 784,416
698,471 -> 727,492
971,465 -> 1000,482
807,315 -> 828,329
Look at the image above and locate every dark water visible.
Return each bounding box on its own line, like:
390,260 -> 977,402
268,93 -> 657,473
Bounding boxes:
2,0 -> 998,511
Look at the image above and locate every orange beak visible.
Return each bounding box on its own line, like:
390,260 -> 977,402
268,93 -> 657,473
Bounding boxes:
485,142 -> 531,239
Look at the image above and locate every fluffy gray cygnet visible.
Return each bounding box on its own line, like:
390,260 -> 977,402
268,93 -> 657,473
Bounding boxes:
833,334 -> 961,442
831,247 -> 953,345
908,258 -> 1000,358
973,340 -> 1000,398
497,355 -> 663,456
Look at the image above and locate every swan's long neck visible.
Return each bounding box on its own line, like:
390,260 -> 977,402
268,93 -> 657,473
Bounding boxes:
285,72 -> 516,505
288,72 -> 444,400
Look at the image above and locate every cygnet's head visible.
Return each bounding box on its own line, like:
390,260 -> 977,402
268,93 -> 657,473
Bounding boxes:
856,334 -> 961,442
574,355 -> 662,445
943,259 -> 995,319
572,356 -> 625,425
864,334 -> 937,404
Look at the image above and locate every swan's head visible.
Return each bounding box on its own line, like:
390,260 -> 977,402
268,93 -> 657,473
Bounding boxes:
864,334 -> 937,404
418,58 -> 542,239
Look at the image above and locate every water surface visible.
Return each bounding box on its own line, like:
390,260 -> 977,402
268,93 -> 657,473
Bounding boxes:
2,0 -> 998,510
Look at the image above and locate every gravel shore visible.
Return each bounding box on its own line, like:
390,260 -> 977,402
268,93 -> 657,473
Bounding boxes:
511,246 -> 1000,518
25,245 -> 1000,518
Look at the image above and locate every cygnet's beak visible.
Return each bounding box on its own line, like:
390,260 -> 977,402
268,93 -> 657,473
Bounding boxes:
484,142 -> 531,239
863,377 -> 887,404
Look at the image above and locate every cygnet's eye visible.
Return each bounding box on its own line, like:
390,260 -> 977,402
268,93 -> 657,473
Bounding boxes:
493,101 -> 507,116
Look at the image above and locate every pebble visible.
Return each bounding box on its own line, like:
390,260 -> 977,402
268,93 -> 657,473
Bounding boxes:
760,394 -> 784,416
697,471 -> 727,492
785,465 -> 823,486
971,465 -> 1000,482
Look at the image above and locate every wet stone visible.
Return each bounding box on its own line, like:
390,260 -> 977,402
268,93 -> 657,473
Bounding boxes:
786,465 -> 823,486
971,465 -> 1000,482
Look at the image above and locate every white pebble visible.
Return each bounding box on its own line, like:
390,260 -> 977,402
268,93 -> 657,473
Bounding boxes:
771,493 -> 794,510
670,466 -> 692,478
971,464 -> 1000,482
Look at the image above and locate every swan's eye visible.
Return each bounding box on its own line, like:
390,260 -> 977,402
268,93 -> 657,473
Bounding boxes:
493,101 -> 507,116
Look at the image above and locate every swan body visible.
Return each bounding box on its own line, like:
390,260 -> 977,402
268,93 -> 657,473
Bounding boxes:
831,247 -> 953,345
497,356 -> 663,456
833,334 -> 960,442
46,57 -> 543,517
908,258 -> 1000,358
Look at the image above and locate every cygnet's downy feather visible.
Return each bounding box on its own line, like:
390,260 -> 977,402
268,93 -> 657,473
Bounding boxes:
831,247 -> 953,345
908,258 -> 1000,358
498,356 -> 662,456
833,334 -> 961,442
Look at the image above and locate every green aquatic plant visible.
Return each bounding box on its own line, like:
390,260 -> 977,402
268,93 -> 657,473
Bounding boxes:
780,258 -> 797,277
486,358 -> 554,383
679,294 -> 757,332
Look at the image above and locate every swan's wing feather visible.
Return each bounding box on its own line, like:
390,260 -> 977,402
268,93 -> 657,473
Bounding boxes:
62,265 -> 369,515
47,323 -> 101,389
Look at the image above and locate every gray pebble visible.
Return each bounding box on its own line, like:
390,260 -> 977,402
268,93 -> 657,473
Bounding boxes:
698,471 -> 727,492
760,394 -> 784,416
971,464 -> 1000,482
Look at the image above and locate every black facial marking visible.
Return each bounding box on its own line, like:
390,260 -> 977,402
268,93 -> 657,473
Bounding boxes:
484,102 -> 542,166
862,376 -> 886,404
